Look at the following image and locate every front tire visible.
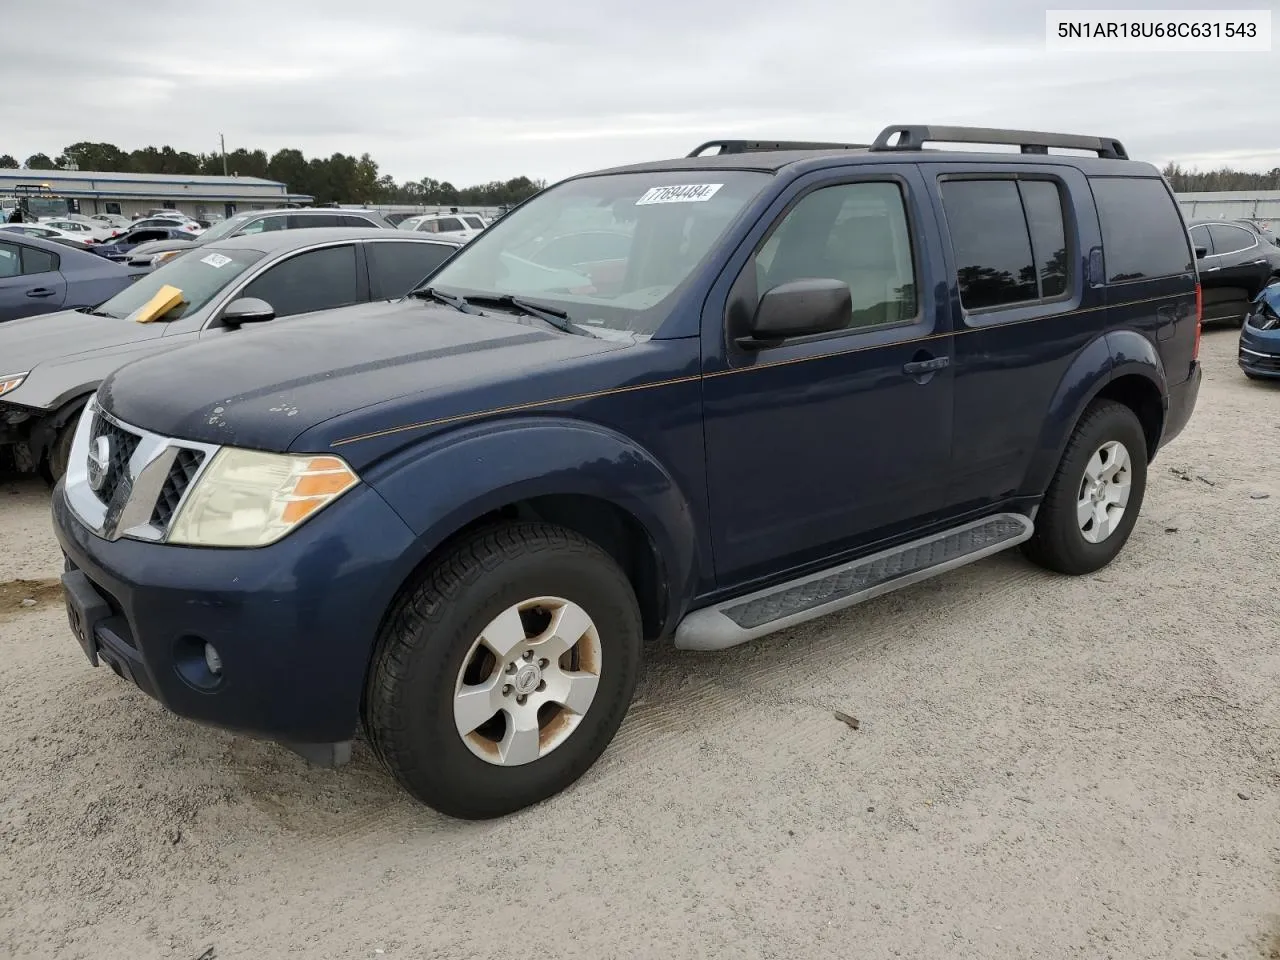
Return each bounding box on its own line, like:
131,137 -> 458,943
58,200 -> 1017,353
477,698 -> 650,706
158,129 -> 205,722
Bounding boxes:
41,421 -> 76,486
1023,400 -> 1148,575
364,522 -> 642,819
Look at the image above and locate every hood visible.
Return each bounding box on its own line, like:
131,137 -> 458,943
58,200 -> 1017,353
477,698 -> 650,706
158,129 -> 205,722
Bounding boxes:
0,309 -> 173,410
98,299 -> 630,452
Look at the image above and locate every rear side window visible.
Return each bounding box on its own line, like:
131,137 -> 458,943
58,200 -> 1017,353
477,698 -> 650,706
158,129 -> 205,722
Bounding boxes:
367,241 -> 455,299
1189,224 -> 1212,255
435,217 -> 464,232
239,244 -> 361,318
941,179 -> 1070,311
337,214 -> 377,228
463,216 -> 484,229
1090,177 -> 1192,283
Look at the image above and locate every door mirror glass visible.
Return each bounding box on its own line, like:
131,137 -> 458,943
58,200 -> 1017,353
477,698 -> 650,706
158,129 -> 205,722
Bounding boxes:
745,278 -> 852,347
222,297 -> 276,327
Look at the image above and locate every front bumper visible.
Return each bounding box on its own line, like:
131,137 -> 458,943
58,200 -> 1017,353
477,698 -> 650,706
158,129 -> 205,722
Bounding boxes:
51,479 -> 422,746
1239,326 -> 1280,379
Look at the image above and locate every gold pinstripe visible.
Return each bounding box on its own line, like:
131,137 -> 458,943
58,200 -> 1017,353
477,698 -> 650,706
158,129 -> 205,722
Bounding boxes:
330,292 -> 1187,447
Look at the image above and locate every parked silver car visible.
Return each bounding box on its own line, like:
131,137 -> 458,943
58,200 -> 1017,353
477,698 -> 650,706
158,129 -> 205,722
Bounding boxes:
0,228 -> 461,478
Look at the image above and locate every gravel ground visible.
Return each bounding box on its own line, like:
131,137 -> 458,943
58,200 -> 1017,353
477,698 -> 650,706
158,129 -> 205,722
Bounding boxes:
1,327 -> 1278,960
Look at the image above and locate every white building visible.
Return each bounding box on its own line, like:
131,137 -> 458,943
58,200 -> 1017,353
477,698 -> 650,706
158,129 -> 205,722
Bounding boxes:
0,169 -> 312,222
1176,190 -> 1280,224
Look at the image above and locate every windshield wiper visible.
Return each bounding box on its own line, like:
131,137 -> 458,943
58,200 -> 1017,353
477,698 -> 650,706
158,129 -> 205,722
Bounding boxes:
410,286 -> 478,314
470,294 -> 596,337
78,307 -> 117,318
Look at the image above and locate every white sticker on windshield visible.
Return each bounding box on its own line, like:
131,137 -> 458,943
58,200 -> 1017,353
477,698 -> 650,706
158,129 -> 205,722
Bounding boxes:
635,184 -> 723,205
201,253 -> 232,268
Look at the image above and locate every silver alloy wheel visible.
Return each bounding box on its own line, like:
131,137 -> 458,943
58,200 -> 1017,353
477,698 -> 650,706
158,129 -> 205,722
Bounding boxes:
453,596 -> 602,766
1076,439 -> 1132,544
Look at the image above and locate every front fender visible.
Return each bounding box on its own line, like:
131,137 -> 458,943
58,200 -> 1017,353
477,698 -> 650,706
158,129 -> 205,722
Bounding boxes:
362,415 -> 702,629
1021,330 -> 1166,497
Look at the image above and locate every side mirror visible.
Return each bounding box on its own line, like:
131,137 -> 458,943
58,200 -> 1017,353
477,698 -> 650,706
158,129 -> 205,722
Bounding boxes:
740,278 -> 852,348
222,297 -> 275,327
1194,246 -> 1208,259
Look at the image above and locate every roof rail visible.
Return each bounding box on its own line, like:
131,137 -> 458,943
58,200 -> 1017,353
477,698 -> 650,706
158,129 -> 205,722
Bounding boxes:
869,125 -> 1129,160
687,140 -> 869,157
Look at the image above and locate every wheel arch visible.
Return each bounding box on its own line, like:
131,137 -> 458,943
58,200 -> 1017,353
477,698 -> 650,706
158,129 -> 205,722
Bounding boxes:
362,415 -> 703,645
1021,331 -> 1167,497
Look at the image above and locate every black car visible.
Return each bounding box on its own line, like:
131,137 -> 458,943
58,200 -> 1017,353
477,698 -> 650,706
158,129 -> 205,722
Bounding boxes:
1188,218 -> 1280,325
50,125 -> 1201,819
1234,219 -> 1280,247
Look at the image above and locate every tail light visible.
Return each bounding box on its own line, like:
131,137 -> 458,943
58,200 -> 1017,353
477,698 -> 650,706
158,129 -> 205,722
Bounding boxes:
1192,283 -> 1202,362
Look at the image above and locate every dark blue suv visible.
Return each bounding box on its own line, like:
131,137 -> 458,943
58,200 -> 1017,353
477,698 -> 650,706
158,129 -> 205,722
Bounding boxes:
51,125 -> 1202,819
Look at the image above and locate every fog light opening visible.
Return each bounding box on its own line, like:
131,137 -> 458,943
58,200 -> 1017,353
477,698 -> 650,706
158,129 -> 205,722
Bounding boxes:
204,642 -> 223,677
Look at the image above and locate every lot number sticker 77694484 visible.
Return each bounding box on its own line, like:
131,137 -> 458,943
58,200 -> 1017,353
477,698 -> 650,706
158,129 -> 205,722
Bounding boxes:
635,184 -> 723,205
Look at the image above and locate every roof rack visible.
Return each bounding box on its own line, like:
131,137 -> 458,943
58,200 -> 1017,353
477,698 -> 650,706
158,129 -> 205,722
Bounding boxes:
869,125 -> 1128,160
687,140 -> 869,157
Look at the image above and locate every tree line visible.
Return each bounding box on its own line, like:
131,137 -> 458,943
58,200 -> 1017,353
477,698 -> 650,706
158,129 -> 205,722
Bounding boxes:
1162,163 -> 1280,193
0,142 -> 546,207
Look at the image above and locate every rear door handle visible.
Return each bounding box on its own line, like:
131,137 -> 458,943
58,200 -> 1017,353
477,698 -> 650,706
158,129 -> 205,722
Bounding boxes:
903,356 -> 949,375
25,288 -> 55,298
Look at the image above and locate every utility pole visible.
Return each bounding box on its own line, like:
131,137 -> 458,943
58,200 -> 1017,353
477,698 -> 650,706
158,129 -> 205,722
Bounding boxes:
220,134 -> 228,177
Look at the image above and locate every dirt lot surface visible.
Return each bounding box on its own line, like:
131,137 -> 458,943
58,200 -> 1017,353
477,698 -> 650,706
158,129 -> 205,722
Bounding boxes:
1,328 -> 1278,960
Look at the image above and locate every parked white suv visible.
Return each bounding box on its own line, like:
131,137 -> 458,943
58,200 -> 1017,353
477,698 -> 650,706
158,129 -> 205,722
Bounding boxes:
398,213 -> 487,242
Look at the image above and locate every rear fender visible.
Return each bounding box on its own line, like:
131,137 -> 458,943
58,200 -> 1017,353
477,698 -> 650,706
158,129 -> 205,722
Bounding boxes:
1020,331 -> 1167,496
362,416 -> 702,632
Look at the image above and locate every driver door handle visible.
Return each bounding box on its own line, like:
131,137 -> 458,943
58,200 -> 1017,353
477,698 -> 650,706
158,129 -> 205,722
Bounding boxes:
25,287 -> 55,298
903,356 -> 949,375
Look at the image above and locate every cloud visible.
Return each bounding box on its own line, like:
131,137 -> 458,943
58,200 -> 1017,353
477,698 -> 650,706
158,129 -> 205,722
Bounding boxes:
0,0 -> 1273,187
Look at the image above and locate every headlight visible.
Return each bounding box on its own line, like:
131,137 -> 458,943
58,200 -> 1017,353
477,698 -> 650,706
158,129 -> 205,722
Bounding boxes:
152,250 -> 182,266
167,449 -> 359,547
0,373 -> 28,398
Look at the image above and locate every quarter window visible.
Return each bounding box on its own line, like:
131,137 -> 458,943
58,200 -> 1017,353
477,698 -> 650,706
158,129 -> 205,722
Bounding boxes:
753,181 -> 917,330
1090,177 -> 1193,282
1206,223 -> 1254,256
239,244 -> 361,318
21,246 -> 57,274
941,179 -> 1072,311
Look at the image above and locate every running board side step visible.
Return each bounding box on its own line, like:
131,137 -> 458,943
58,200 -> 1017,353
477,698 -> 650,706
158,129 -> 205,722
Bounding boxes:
673,513 -> 1034,651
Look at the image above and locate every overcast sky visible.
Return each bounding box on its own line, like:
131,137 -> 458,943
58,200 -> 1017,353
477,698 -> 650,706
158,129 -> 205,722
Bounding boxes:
2,0 -> 1277,187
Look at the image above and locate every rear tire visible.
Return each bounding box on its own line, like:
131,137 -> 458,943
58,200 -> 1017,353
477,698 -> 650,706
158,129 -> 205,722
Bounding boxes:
364,522 -> 642,819
1022,400 -> 1148,575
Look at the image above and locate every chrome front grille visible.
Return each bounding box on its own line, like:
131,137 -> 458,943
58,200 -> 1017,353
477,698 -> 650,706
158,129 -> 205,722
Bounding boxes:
150,448 -> 206,529
63,395 -> 220,543
89,414 -> 141,506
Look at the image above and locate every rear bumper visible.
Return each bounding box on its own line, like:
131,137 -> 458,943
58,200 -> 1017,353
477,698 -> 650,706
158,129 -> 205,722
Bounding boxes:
1160,361 -> 1201,448
51,479 -> 422,745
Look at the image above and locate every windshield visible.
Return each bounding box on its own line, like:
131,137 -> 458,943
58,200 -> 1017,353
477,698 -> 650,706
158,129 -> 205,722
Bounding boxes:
194,214 -> 254,243
426,170 -> 768,337
94,247 -> 264,320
